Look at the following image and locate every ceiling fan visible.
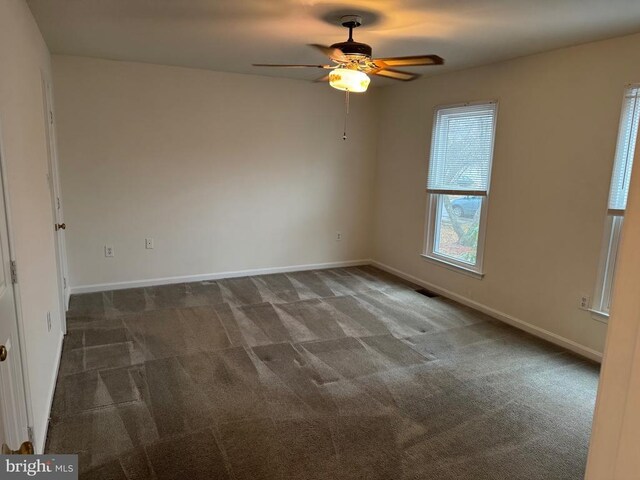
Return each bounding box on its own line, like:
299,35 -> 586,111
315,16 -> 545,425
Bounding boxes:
253,14 -> 444,93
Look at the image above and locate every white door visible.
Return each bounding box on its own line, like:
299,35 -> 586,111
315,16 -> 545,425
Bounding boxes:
42,75 -> 69,331
0,145 -> 30,452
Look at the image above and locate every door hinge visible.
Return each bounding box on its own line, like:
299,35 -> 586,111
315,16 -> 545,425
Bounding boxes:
27,426 -> 34,444
10,260 -> 17,284
63,277 -> 67,289
57,197 -> 61,210
49,110 -> 54,125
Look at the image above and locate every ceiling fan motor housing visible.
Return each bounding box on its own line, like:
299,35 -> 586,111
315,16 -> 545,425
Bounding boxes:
330,40 -> 372,59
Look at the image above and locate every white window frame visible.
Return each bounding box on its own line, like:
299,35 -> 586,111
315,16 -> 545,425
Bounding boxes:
592,84 -> 640,320
592,215 -> 623,319
422,100 -> 498,278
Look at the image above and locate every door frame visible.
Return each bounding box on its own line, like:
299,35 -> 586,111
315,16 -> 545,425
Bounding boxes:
585,111 -> 640,478
41,71 -> 69,333
0,117 -> 34,449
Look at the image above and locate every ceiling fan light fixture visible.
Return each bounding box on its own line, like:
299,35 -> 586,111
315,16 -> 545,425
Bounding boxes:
329,68 -> 370,93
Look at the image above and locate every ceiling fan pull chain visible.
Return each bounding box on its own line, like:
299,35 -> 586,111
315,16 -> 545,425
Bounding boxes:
343,90 -> 350,141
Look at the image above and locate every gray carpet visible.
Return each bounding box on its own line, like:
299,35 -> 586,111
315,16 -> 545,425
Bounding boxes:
46,266 -> 599,480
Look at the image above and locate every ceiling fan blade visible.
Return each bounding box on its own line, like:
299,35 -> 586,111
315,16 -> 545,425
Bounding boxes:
374,55 -> 444,68
308,44 -> 348,63
373,69 -> 420,81
252,63 -> 332,68
314,74 -> 330,83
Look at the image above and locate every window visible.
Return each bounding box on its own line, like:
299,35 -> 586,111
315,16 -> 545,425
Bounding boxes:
423,101 -> 498,276
593,85 -> 640,317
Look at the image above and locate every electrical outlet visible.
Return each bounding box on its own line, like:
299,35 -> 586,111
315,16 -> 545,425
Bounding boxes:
579,295 -> 590,310
105,245 -> 114,257
336,231 -> 343,242
46,312 -> 52,332
145,238 -> 154,249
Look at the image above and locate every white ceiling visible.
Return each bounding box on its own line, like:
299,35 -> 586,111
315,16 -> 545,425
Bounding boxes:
27,0 -> 640,86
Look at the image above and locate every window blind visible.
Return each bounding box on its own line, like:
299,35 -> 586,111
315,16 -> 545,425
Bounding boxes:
608,86 -> 640,213
427,102 -> 497,195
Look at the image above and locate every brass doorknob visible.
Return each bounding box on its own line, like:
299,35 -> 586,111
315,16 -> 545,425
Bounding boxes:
55,223 -> 66,231
2,441 -> 33,455
0,345 -> 7,362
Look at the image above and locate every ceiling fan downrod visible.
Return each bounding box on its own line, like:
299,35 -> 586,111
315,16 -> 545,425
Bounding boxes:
341,15 -> 362,42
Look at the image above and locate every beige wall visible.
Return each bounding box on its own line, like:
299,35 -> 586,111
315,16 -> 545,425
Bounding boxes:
373,32 -> 640,356
0,0 -> 64,452
52,56 -> 377,289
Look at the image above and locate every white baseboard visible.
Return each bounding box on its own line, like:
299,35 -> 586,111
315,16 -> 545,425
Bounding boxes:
371,260 -> 603,363
37,331 -> 63,454
70,259 -> 372,294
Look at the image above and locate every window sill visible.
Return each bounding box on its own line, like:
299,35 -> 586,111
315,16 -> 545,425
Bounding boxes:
588,309 -> 609,324
420,254 -> 485,280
